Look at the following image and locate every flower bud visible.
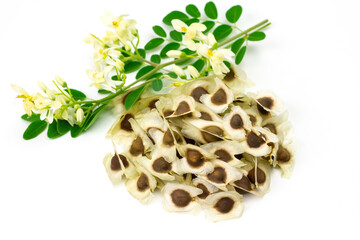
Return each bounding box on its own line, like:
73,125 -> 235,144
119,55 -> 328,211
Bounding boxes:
55,75 -> 67,87
76,108 -> 84,124
172,65 -> 186,79
187,66 -> 200,79
166,50 -> 185,58
37,81 -> 47,92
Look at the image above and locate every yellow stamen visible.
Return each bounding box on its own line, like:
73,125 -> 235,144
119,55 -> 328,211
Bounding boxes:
181,26 -> 187,32
99,49 -> 103,55
207,49 -> 213,57
112,21 -> 119,27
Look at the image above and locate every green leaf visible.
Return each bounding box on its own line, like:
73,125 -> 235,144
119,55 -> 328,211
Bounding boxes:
181,48 -> 196,55
185,18 -> 200,25
235,46 -> 246,64
125,86 -> 145,110
168,72 -> 178,78
57,119 -> 72,135
152,79 -> 163,91
204,1 -> 217,19
224,61 -> 231,69
231,38 -> 245,54
23,120 -> 48,140
170,30 -> 183,42
65,89 -> 86,100
111,75 -> 123,81
163,11 -> 189,26
83,104 -> 108,131
226,5 -> 242,23
151,54 -> 161,64
70,125 -> 82,138
144,38 -> 165,50
124,61 -> 142,73
138,48 -> 146,58
98,89 -> 112,94
152,25 -> 167,37
21,114 -> 40,122
186,4 -> 201,18
193,59 -> 205,72
202,21 -> 215,34
160,42 -> 181,58
152,72 -> 163,79
47,121 -> 62,139
136,65 -> 155,79
248,32 -> 266,41
213,24 -> 232,42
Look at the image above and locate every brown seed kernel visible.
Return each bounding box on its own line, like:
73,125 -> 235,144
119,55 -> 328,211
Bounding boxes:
163,129 -> 175,146
215,149 -> 232,162
191,87 -> 208,102
257,97 -> 274,109
174,101 -> 191,115
163,110 -> 174,117
201,132 -> 222,143
203,126 -> 224,137
223,68 -> 235,81
119,154 -> 129,168
235,187 -> 249,195
263,123 -> 277,134
171,189 -> 192,207
211,88 -> 227,105
207,167 -> 227,183
234,176 -> 252,191
247,131 -> 265,148
257,103 -> 269,115
148,99 -> 158,109
277,145 -> 291,163
214,197 -> 235,213
248,167 -> 266,185
173,131 -> 183,144
137,173 -> 150,192
200,112 -> 212,121
130,136 -> 144,156
110,155 -> 121,171
230,114 -> 244,129
234,154 -> 243,160
152,157 -> 172,173
249,115 -> 257,125
186,149 -> 205,167
120,114 -> 134,132
184,137 -> 196,145
196,183 -> 210,199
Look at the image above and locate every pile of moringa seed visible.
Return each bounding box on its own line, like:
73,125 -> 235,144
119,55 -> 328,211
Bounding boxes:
103,66 -> 295,222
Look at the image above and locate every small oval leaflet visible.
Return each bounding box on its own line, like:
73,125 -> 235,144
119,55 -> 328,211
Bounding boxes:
226,5 -> 243,23
231,38 -> 245,54
185,18 -> 200,25
138,48 -> 146,58
151,54 -> 161,64
21,114 -> 40,122
213,24 -> 232,42
124,61 -> 142,74
23,120 -> 48,140
152,25 -> 167,38
125,86 -> 145,110
202,20 -> 215,34
47,121 -> 62,139
248,32 -> 266,41
160,42 -> 181,58
186,4 -> 201,18
144,38 -> 165,50
136,66 -> 155,80
204,1 -> 218,19
65,89 -> 86,100
170,30 -> 183,42
57,119 -> 72,135
163,11 -> 189,26
152,79 -> 163,92
235,46 -> 247,64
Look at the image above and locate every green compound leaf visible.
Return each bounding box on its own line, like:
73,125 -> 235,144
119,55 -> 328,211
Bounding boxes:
213,24 -> 233,42
231,38 -> 245,54
248,31 -> 266,41
65,89 -> 86,100
47,121 -> 62,139
202,21 -> 215,34
70,125 -> 82,138
163,11 -> 189,26
193,59 -> 205,72
57,119 -> 72,135
152,25 -> 167,38
226,5 -> 243,23
23,120 -> 48,140
124,61 -> 142,74
83,104 -> 108,131
160,42 -> 181,58
138,48 -> 146,58
204,1 -> 217,19
151,54 -> 161,64
185,18 -> 200,25
125,86 -> 145,110
144,38 -> 165,50
170,30 -> 183,42
136,65 -> 155,79
235,46 -> 247,64
21,114 -> 40,122
186,4 -> 201,18
152,79 -> 163,91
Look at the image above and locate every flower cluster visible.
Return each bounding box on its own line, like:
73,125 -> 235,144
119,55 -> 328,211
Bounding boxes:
12,76 -> 84,126
167,19 -> 235,76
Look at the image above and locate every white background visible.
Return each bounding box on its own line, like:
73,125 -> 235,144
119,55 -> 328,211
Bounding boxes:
1,0 -> 359,239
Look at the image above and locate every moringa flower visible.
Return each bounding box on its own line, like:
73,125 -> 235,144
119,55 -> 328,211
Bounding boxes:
187,65 -> 200,79
166,50 -> 185,58
86,69 -> 116,92
196,44 -> 234,75
171,19 -> 207,50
